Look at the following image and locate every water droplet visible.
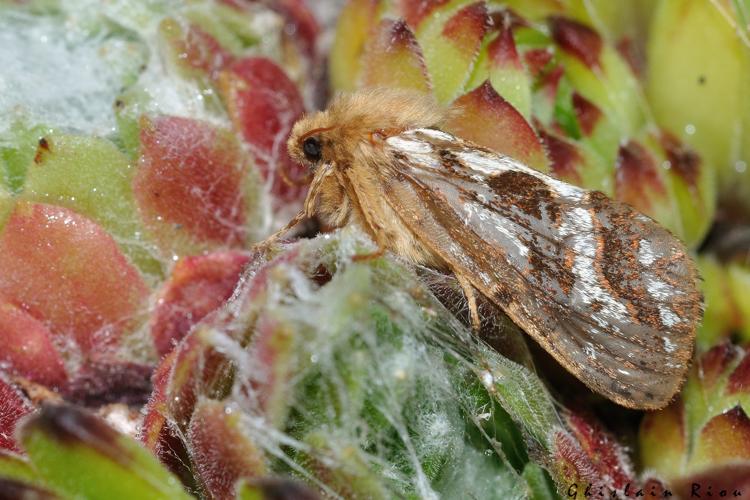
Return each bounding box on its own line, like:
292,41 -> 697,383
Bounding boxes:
684,124 -> 696,135
661,160 -> 671,170
735,160 -> 747,173
480,371 -> 494,388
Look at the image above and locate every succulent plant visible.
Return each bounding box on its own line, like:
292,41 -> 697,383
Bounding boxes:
330,0 -> 717,250
646,0 -> 750,215
0,0 -> 316,462
640,342 -> 750,497
140,228 -> 647,498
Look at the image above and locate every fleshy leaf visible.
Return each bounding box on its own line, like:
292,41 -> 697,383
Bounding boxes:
727,349 -> 750,396
561,408 -> 636,490
0,379 -> 32,453
647,0 -> 750,206
0,300 -> 67,388
445,81 -> 548,171
264,0 -> 320,60
134,115 -> 257,254
361,19 -> 431,92
549,16 -> 603,69
151,251 -> 250,356
0,123 -> 50,193
0,202 -> 148,354
189,399 -> 266,498
329,0 -> 385,91
63,356 -> 152,407
695,256 -> 737,350
691,406 -> 750,469
551,17 -> 646,152
467,20 -> 532,118
0,186 -> 12,231
658,131 -> 716,249
729,263 -> 750,345
158,17 -> 235,81
219,57 -> 307,204
417,2 -> 489,104
21,133 -> 161,279
140,350 -> 196,490
397,0 -> 451,28
571,92 -> 602,137
537,125 -> 612,195
614,139 -> 666,213
236,478 -> 320,500
19,404 -> 192,500
639,402 -> 686,480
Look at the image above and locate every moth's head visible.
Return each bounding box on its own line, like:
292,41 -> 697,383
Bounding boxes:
288,88 -> 446,171
287,111 -> 337,172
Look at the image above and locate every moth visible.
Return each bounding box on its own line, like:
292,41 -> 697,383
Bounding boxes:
274,87 -> 701,410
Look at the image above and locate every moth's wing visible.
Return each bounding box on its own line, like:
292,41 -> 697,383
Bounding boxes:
380,129 -> 701,409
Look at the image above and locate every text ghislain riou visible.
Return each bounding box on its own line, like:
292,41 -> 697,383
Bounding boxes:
567,482 -> 743,498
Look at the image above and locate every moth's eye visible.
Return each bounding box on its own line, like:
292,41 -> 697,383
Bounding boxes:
302,136 -> 322,163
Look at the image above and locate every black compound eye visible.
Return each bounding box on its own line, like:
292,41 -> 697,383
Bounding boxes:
302,136 -> 322,163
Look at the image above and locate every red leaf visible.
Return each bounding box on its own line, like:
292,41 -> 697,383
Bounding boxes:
135,116 -> 250,247
0,203 -> 148,353
488,23 -> 523,71
537,126 -> 583,183
550,16 -> 603,69
220,57 -> 307,203
64,355 -> 152,406
267,0 -> 320,59
697,342 -> 740,391
152,251 -> 251,356
0,377 -> 32,453
442,2 -> 490,55
181,26 -> 235,79
524,48 -> 554,79
445,81 -> 548,170
189,400 -> 266,498
361,19 -> 431,92
572,92 -> 602,137
0,300 -> 67,388
563,409 -> 635,490
660,131 -> 702,188
615,140 -> 666,210
397,0 -> 450,28
727,349 -> 750,395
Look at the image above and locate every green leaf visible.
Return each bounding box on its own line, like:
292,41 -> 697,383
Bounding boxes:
0,123 -> 51,193
19,403 -> 192,500
522,462 -> 559,500
19,132 -> 163,281
0,451 -> 42,486
417,2 -> 489,104
236,478 -> 319,500
0,184 -> 13,232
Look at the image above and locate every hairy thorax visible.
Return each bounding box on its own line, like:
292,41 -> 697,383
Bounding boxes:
311,156 -> 445,269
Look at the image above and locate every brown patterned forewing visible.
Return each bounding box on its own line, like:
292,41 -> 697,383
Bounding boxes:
380,129 -> 701,409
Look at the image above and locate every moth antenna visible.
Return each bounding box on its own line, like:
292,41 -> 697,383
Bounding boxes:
299,126 -> 336,141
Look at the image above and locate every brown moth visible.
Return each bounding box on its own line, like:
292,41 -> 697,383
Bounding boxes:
274,87 -> 701,410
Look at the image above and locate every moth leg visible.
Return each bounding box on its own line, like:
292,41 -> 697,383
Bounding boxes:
456,273 -> 481,332
252,211 -> 305,252
351,247 -> 386,262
